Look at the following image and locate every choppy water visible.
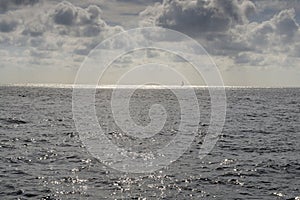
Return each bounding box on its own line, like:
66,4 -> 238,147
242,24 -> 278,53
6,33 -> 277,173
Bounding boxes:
0,86 -> 299,199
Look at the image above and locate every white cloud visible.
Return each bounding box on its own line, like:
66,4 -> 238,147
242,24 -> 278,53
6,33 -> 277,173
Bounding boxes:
139,0 -> 300,69
0,0 -> 124,73
0,0 -> 300,86
229,8 -> 300,66
140,0 -> 256,35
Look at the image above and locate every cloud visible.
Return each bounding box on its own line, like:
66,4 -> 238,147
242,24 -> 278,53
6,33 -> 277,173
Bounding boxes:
244,9 -> 299,51
116,0 -> 162,4
51,1 -> 102,26
272,8 -> 298,38
227,8 -> 300,66
22,20 -> 45,36
0,18 -> 18,32
252,0 -> 300,13
139,0 -> 300,68
0,0 -> 40,12
290,43 -> 300,57
53,1 -> 76,25
1,0 -> 300,86
140,0 -> 256,35
234,52 -> 264,65
46,1 -> 124,39
0,0 -> 124,72
0,0 -> 123,44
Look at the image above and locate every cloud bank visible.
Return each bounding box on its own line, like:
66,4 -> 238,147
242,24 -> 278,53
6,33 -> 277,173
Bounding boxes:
0,0 -> 123,74
140,0 -> 256,34
140,0 -> 300,68
0,0 -> 300,86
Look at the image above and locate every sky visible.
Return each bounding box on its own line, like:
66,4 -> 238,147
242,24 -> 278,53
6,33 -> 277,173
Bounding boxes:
0,0 -> 300,87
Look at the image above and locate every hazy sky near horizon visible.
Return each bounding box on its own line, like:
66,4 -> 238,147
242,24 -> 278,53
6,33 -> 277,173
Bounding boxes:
0,0 -> 300,86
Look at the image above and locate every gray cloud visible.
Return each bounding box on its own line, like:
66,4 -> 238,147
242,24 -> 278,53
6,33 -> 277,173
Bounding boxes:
0,18 -> 18,32
52,1 -> 103,27
273,9 -> 298,38
246,9 -> 299,50
228,8 -> 300,66
49,1 -> 112,38
53,1 -> 76,25
0,0 -> 40,12
0,0 -> 124,70
116,0 -> 162,5
139,0 -> 300,65
22,20 -> 45,36
1,0 -> 300,82
290,43 -> 300,57
140,0 -> 256,35
252,0 -> 300,13
234,52 -> 264,65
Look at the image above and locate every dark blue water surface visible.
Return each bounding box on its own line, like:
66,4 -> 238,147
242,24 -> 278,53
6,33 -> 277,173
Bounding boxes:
0,86 -> 299,199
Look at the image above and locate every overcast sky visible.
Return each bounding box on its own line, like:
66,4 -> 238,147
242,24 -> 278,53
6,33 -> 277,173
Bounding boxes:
0,0 -> 300,86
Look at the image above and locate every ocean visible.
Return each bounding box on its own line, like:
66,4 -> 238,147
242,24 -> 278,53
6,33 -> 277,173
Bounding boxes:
0,86 -> 299,199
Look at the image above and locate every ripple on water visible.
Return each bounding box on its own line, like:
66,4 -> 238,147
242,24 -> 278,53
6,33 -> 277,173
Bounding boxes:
0,87 -> 299,199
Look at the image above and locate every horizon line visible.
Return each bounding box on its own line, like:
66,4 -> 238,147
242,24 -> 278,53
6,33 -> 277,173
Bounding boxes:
1,83 -> 300,89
